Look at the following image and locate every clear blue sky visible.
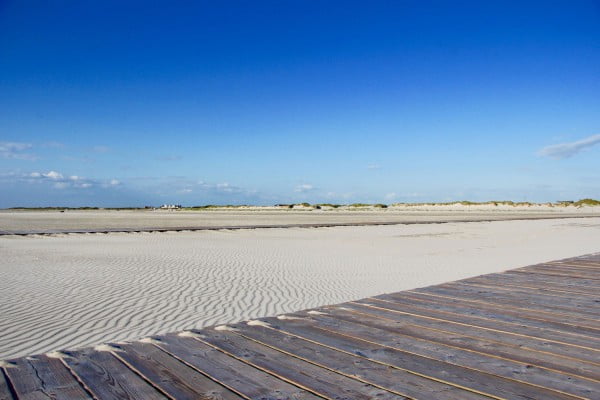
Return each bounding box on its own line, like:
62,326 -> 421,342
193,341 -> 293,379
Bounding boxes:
1,1 -> 599,207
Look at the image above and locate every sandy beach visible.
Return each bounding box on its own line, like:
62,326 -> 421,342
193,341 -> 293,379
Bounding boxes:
1,214 -> 599,360
1,204 -> 598,234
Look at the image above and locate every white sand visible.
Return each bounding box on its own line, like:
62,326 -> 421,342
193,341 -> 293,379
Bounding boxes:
0,217 -> 599,359
1,205 -> 598,233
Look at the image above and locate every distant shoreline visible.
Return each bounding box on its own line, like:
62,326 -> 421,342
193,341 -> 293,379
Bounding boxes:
1,210 -> 598,236
3,198 -> 600,211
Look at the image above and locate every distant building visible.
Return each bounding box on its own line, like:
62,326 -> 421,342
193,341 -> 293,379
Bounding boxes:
160,204 -> 182,209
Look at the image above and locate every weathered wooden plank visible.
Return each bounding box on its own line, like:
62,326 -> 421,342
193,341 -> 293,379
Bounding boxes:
378,291 -> 600,338
501,270 -> 600,290
520,265 -> 600,279
511,269 -> 600,281
111,340 -> 243,400
457,276 -> 600,298
414,285 -> 600,323
544,262 -> 600,270
356,297 -> 600,350
231,321 -> 490,400
448,281 -> 600,309
196,327 -> 402,399
420,280 -> 600,317
0,369 -> 14,400
260,316 -> 581,400
530,262 -> 600,270
154,333 -> 321,400
341,301 -> 600,365
291,310 -> 600,398
303,306 -> 600,380
62,348 -> 167,400
2,355 -> 91,400
436,282 -> 600,319
467,273 -> 599,295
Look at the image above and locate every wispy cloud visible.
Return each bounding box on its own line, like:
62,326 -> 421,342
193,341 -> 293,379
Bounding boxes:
0,142 -> 37,160
538,134 -> 600,159
5,170 -> 121,190
367,163 -> 381,170
295,183 -> 314,192
169,180 -> 253,197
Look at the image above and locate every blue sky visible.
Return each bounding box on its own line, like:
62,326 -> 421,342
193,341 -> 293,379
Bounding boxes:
1,1 -> 599,207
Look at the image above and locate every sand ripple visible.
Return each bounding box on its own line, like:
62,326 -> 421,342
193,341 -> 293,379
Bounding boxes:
1,219 -> 600,359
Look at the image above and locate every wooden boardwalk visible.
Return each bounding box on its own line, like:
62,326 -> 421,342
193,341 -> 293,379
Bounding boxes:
1,254 -> 599,399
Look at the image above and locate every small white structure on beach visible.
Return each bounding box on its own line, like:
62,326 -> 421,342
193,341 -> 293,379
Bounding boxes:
160,204 -> 182,210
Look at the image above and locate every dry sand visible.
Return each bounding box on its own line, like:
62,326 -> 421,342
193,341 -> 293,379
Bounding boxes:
1,205 -> 598,234
1,216 -> 599,359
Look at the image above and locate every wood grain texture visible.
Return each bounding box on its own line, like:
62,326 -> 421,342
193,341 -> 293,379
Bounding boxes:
232,321 -> 491,400
303,306 -> 600,380
111,341 -> 243,400
196,328 -> 403,399
0,369 -> 14,400
2,355 -> 91,400
341,301 -> 600,365
415,283 -> 600,319
261,316 -> 583,400
350,297 -> 600,351
376,291 -> 600,337
62,348 -> 167,400
155,334 -> 321,400
288,311 -> 598,398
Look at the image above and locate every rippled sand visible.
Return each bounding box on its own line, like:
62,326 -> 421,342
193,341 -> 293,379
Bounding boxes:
1,217 -> 599,359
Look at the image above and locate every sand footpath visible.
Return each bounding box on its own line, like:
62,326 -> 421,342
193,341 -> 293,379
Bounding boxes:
1,217 -> 599,359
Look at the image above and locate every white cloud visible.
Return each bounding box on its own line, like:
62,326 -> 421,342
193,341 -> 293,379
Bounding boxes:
166,180 -> 248,196
216,183 -> 236,193
538,134 -> 600,159
0,142 -> 30,151
295,183 -> 314,192
43,171 -> 64,180
384,192 -> 397,200
367,163 -> 381,170
20,170 -> 121,190
0,142 -> 37,160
